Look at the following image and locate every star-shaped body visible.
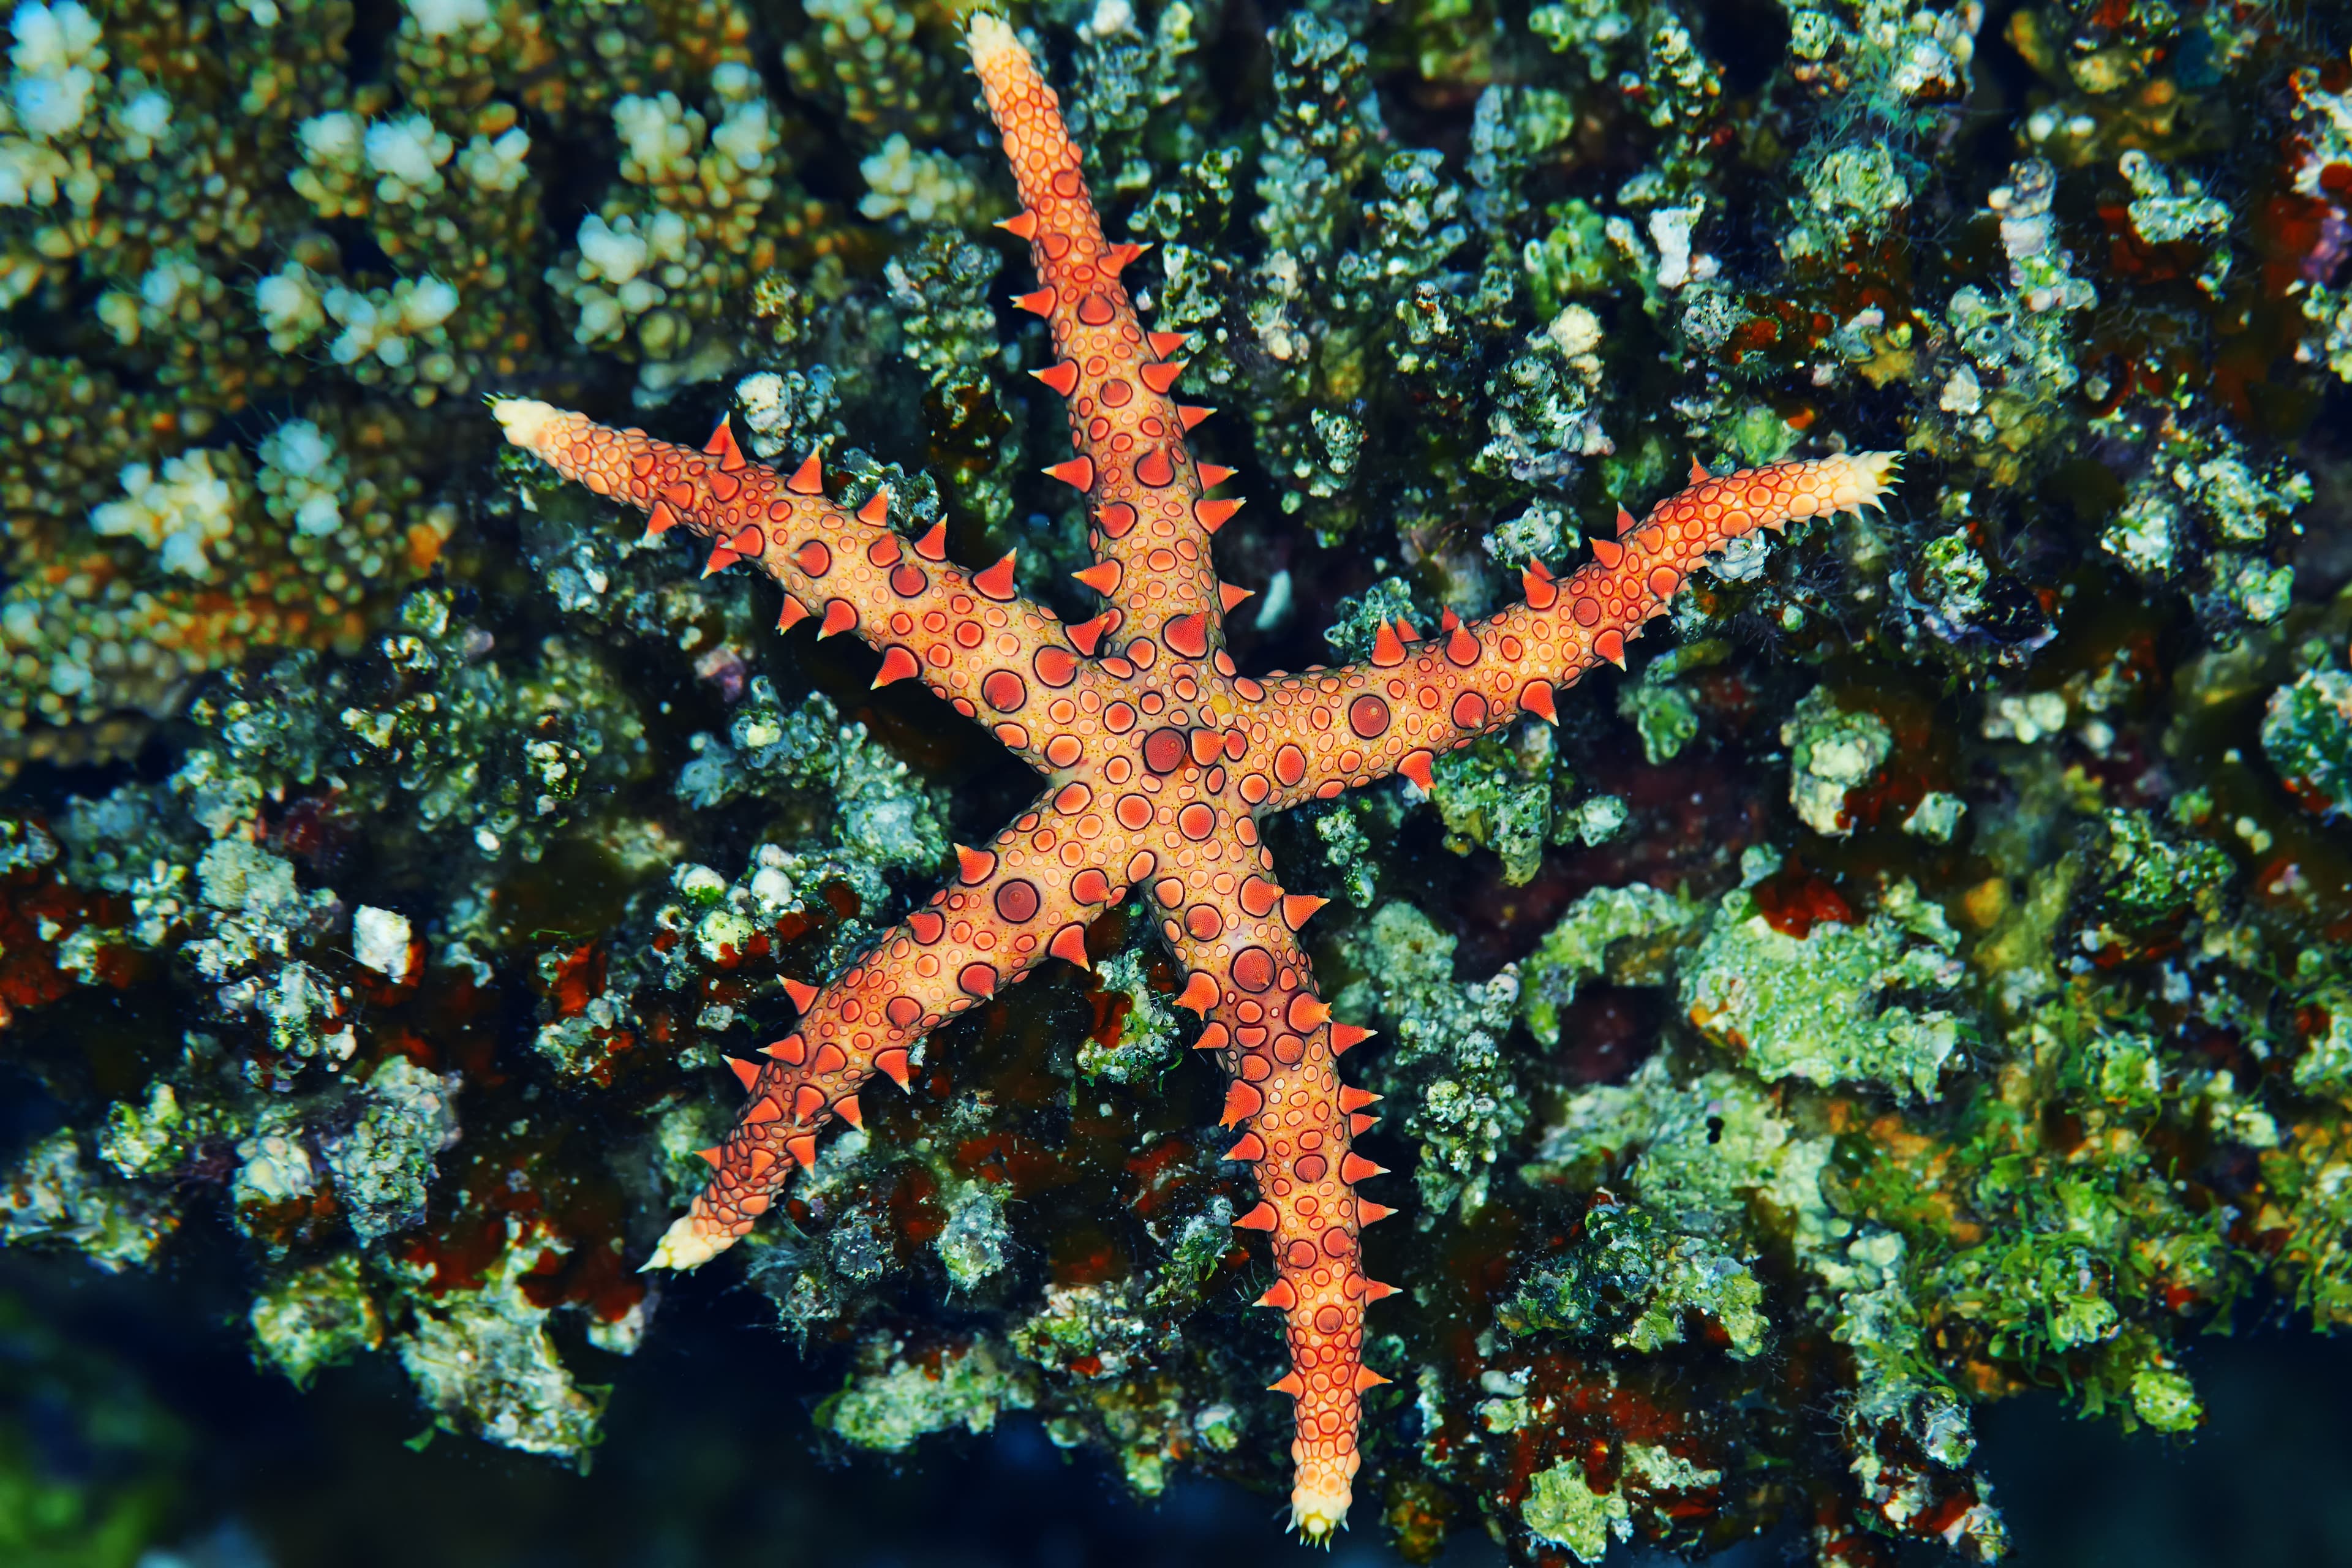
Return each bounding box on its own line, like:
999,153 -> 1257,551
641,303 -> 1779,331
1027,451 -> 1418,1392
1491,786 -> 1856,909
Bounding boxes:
491,10 -> 1898,1539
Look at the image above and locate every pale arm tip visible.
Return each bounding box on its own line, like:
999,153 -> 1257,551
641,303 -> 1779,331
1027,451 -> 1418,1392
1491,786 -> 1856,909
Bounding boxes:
965,10 -> 1019,64
488,396 -> 559,453
1830,449 -> 1904,513
640,1210 -> 731,1272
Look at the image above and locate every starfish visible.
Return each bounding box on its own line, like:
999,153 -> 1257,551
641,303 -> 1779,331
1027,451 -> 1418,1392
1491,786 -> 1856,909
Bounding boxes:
489,11 -> 1899,1539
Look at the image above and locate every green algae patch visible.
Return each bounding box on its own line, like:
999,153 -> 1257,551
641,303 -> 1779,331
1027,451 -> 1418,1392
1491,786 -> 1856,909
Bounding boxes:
1529,1060 -> 1810,1229
1521,1460 -> 1629,1561
0,1131 -> 178,1274
1623,1441 -> 1722,1494
1077,949 -> 1181,1085
2263,664 -> 2352,815
1426,728 -> 1562,886
2130,1366 -> 2203,1433
391,1221 -> 610,1461
821,1341 -> 1038,1453
1421,718 -> 1625,885
1617,673 -> 1700,764
1681,887 -> 1966,1098
2292,981 -> 2352,1098
1783,687 -> 1892,838
1498,1197 -> 1767,1359
2257,1116 -> 2352,1330
2096,809 -> 2232,924
933,1181 -> 1013,1293
249,1254 -> 385,1390
1520,882 -> 1701,1047
1336,900 -> 1526,1216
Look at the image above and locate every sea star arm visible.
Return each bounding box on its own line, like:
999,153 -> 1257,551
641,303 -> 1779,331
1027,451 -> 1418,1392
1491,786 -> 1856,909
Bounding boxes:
1256,453 -> 1904,809
644,783 -> 1128,1270
1164,896 -> 1392,1540
968,15 -> 1236,648
489,397 -> 1108,772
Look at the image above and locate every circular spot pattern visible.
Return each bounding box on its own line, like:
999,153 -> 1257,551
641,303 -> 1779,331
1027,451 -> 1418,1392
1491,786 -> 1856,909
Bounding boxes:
982,671 -> 1027,711
1142,726 -> 1187,774
995,880 -> 1040,922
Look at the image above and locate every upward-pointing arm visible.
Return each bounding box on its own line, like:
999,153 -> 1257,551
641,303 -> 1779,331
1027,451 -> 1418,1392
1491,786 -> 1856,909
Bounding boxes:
967,15 -> 1242,656
491,398 -> 1118,773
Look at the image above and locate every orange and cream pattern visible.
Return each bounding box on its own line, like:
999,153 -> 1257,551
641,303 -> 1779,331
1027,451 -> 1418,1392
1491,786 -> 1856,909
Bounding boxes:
489,10 -> 1899,1540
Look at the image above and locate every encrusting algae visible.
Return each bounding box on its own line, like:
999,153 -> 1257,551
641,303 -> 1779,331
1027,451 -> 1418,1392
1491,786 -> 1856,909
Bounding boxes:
4,0 -> 2352,1561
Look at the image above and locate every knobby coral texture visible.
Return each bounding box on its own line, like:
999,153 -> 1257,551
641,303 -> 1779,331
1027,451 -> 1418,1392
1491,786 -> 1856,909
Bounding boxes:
6,0 -> 2352,1562
493,14 -> 1899,1530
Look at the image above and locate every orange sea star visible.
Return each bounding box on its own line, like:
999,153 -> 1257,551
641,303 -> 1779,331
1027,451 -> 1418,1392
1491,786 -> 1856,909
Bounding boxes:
491,10 -> 1899,1538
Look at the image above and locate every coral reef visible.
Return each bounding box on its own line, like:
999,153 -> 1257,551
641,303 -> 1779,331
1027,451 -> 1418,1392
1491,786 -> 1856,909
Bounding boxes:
4,0 -> 2351,1562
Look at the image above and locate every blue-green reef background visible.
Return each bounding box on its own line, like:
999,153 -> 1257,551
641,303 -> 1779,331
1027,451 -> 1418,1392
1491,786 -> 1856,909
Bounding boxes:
7,0 -> 2352,1561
